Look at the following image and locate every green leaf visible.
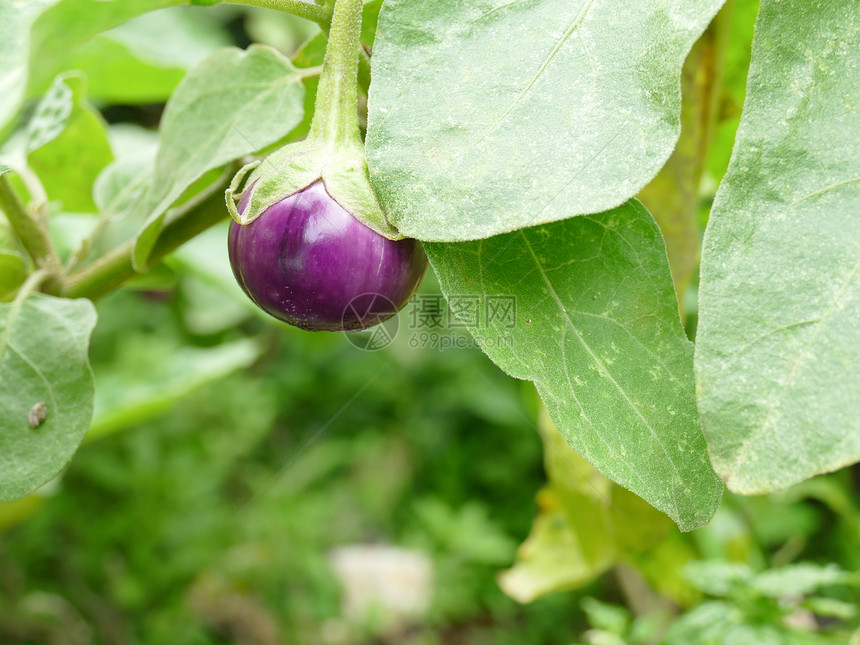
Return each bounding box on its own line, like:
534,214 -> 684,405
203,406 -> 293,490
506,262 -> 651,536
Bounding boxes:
683,561 -> 752,597
498,408 -> 616,603
87,338 -> 263,441
24,72 -> 75,153
497,493 -> 613,604
360,0 -> 383,48
500,404 -> 688,604
0,294 -> 97,501
0,218 -> 27,299
131,45 -> 306,269
0,252 -> 27,300
426,201 -> 723,530
25,0 -> 186,98
0,0 -> 185,133
803,597 -> 857,620
85,134 -> 159,257
663,602 -> 785,645
580,598 -> 631,637
27,74 -> 113,213
58,8 -> 231,104
751,564 -> 851,598
366,0 -> 725,241
60,36 -> 186,105
0,0 -> 59,134
695,0 -> 860,494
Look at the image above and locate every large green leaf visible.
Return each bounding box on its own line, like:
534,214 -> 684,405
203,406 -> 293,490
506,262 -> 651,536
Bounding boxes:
695,0 -> 860,494
0,0 -> 184,133
26,0 -> 185,96
131,45 -> 306,269
366,0 -> 725,241
426,201 -> 723,530
0,0 -> 59,134
55,8 -> 231,104
0,294 -> 97,501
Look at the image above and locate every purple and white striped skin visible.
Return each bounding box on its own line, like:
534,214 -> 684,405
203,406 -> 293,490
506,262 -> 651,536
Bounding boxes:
228,181 -> 427,331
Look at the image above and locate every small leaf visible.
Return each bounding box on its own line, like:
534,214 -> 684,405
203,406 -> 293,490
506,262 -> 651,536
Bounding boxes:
683,561 -> 752,597
27,74 -> 113,212
367,0 -> 725,241
803,597 -> 857,620
500,405 -> 686,604
426,201 -> 723,530
88,338 -> 263,441
695,0 -> 860,494
0,294 -> 97,501
0,218 -> 27,299
497,491 -> 614,604
498,408 -> 616,603
752,564 -> 852,598
131,45 -> 306,269
25,73 -> 74,153
580,598 -> 631,637
0,253 -> 27,299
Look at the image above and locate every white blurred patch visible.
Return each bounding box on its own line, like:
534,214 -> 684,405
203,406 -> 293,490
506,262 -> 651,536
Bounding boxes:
328,544 -> 434,637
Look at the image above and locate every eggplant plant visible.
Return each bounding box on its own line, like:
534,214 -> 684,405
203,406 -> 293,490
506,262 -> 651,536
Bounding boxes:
0,0 -> 857,542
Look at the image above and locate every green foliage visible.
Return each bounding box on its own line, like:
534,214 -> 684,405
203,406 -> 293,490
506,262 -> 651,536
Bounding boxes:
366,0 -> 725,241
0,0 -> 60,134
0,1 -> 858,641
0,218 -> 27,299
695,0 -> 860,494
0,0 -> 188,133
26,74 -> 113,213
0,293 -> 96,501
56,8 -> 231,104
427,202 -> 722,530
662,561 -> 859,645
498,407 -> 676,603
25,0 -> 187,98
132,44 -> 306,268
0,284 -> 586,643
88,336 -> 264,440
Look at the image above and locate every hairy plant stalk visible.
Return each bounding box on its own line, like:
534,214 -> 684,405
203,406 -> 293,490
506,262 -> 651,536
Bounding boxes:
62,172 -> 234,301
224,0 -> 332,27
308,0 -> 365,146
0,172 -> 62,293
637,0 -> 735,304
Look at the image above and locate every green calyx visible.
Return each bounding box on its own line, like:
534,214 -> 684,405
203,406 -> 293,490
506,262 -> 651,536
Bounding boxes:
224,0 -> 401,240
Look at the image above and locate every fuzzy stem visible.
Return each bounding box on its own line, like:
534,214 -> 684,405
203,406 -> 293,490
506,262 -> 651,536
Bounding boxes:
62,173 -> 233,301
0,172 -> 62,292
637,0 -> 734,306
224,0 -> 332,27
308,0 -> 364,146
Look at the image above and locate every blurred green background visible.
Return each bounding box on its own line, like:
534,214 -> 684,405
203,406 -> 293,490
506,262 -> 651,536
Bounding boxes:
1,2 -> 858,644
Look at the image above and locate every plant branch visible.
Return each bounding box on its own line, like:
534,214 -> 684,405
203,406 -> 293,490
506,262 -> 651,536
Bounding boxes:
637,0 -> 735,303
308,0 -> 364,146
224,0 -> 333,27
0,171 -> 63,291
62,172 -> 234,302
